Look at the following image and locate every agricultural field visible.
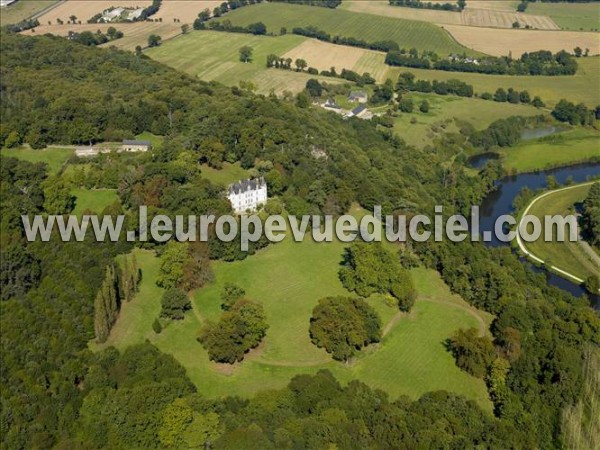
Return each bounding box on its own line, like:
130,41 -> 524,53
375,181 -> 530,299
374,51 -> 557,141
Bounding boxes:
28,21 -> 183,51
342,1 -> 559,30
99,235 -> 492,409
526,2 -> 600,32
442,24 -> 599,57
154,0 -> 220,23
0,0 -> 60,26
146,30 -> 343,94
71,188 -> 118,215
500,128 -> 600,174
523,183 -> 599,282
36,0 -> 151,25
0,146 -> 73,174
390,92 -> 543,148
215,2 -> 480,56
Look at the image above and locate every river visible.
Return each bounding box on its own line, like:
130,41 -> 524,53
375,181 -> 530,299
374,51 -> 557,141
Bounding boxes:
478,162 -> 600,307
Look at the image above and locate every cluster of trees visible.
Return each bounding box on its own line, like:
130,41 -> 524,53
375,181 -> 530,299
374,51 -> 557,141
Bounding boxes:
551,99 -> 599,125
581,182 -> 600,249
139,0 -> 163,21
160,288 -> 192,319
156,242 -> 213,291
266,53 -> 309,71
481,87 -> 544,107
198,286 -> 268,363
5,18 -> 39,33
67,27 -> 124,46
396,72 -> 473,97
448,327 -> 496,378
193,0 -> 264,30
271,0 -> 342,7
197,18 -> 267,34
387,48 -> 578,76
470,116 -> 528,149
339,241 -> 417,311
389,0 -> 465,12
310,296 -> 381,361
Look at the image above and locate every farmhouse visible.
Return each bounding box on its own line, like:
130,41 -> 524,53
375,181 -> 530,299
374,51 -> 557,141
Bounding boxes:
102,7 -> 125,22
228,177 -> 267,213
128,8 -> 144,21
322,98 -> 341,110
346,104 -> 373,120
348,91 -> 368,103
120,139 -> 151,152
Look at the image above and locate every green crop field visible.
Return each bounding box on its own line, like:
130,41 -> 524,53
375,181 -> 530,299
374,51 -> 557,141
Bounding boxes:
214,2 -> 480,56
1,146 -> 73,174
391,92 -> 543,148
98,235 -> 492,410
501,128 -> 600,173
0,0 -> 59,26
523,183 -> 599,282
526,3 -> 600,32
71,188 -> 119,216
146,30 -> 342,94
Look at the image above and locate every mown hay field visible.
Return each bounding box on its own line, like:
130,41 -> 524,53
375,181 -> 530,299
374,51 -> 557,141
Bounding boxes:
342,1 -> 559,30
216,2 -> 481,56
443,24 -> 600,56
37,0 -> 151,25
154,0 -> 220,23
29,21 -> 182,50
146,30 -> 344,94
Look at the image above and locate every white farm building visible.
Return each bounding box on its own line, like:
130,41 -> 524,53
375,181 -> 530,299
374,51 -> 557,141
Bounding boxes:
228,178 -> 267,213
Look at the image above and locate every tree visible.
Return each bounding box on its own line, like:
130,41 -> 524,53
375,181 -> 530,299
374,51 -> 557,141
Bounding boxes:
295,91 -> 310,108
280,26 -> 287,35
294,58 -> 307,71
152,318 -> 162,334
399,97 -> 414,113
221,283 -> 245,310
239,46 -> 253,63
135,45 -> 142,55
493,88 -> 507,102
148,34 -> 162,47
457,0 -> 466,11
573,46 -> 582,57
507,88 -> 520,104
199,299 -> 268,363
419,100 -> 429,113
94,265 -> 120,343
247,21 -> 266,35
3,130 -> 20,148
309,296 -> 381,361
161,288 -> 191,320
532,95 -> 545,108
156,242 -> 187,289
305,78 -> 323,97
181,24 -> 189,34
519,90 -> 530,103
43,179 -> 74,214
158,398 -> 193,448
448,328 -> 495,378
69,15 -> 77,24
512,21 -> 520,28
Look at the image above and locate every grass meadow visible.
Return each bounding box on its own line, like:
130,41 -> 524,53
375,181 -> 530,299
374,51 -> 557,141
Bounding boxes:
391,92 -> 543,148
97,233 -> 492,410
0,0 -> 59,26
200,162 -> 249,186
1,146 -> 73,174
71,188 -> 118,216
526,2 -> 600,31
501,128 -> 600,173
215,2 -> 479,56
524,183 -> 599,281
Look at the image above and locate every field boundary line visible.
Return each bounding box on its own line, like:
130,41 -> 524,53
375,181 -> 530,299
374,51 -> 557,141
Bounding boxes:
516,181 -> 599,291
29,0 -> 65,22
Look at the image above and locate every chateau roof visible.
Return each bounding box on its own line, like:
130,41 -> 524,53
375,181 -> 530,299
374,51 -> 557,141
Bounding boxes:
228,177 -> 266,195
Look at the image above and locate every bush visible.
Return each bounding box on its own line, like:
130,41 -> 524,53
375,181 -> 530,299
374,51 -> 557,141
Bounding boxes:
160,288 -> 191,320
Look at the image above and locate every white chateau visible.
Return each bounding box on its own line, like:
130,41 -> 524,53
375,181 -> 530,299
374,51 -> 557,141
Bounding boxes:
228,177 -> 267,213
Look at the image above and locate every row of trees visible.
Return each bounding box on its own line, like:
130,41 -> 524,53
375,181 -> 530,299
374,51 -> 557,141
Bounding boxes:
271,0 -> 342,7
552,99 -> 599,125
581,182 -> 600,248
389,0 -> 465,12
67,27 -> 124,47
387,48 -> 579,76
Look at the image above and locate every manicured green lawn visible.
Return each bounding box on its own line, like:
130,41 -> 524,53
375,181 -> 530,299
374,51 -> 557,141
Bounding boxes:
214,3 -> 479,56
391,92 -> 543,148
526,3 -> 600,31
136,132 -> 164,148
1,146 -> 73,174
523,183 -> 599,281
501,128 -> 600,173
97,236 -> 492,410
200,162 -> 249,187
71,188 -> 119,216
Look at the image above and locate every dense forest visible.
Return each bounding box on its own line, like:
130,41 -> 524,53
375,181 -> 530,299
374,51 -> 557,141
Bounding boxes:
1,30 -> 599,449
